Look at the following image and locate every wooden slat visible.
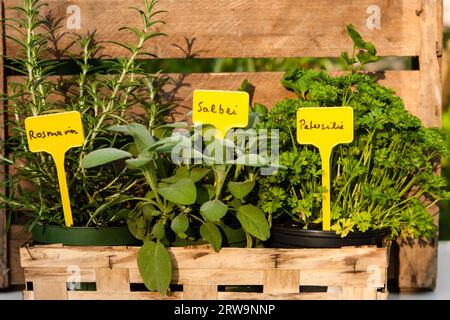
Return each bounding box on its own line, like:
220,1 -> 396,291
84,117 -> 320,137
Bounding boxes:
5,0 -> 422,59
6,70 -> 421,120
340,287 -> 378,300
20,246 -> 388,270
300,269 -> 386,288
398,0 -> 442,291
24,267 -> 96,283
67,291 -> 183,300
33,281 -> 68,300
95,268 -> 130,293
7,225 -> 31,285
217,292 -> 338,300
0,0 -> 7,289
263,269 -> 299,294
183,285 -> 218,300
26,266 -> 385,288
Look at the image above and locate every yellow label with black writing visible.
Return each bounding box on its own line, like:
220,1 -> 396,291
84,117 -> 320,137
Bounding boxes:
25,111 -> 85,227
297,107 -> 354,231
193,90 -> 250,138
25,111 -> 84,154
296,107 -> 354,149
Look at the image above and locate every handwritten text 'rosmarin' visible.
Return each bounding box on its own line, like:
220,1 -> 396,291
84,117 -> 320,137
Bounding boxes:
28,127 -> 80,140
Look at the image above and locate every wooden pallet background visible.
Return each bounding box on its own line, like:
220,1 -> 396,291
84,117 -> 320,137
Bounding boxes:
0,0 -> 443,290
20,245 -> 389,300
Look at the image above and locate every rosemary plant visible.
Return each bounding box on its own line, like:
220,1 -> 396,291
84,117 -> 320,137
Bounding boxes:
1,0 -> 170,228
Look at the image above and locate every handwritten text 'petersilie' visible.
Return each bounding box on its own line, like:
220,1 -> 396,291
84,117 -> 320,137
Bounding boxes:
298,119 -> 345,130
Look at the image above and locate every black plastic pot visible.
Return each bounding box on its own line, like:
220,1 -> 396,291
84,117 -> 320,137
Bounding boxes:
269,225 -> 389,248
171,224 -> 247,248
31,224 -> 140,246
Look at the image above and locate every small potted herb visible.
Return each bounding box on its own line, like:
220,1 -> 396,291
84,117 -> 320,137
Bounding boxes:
1,0 -> 167,246
257,25 -> 450,247
82,99 -> 272,294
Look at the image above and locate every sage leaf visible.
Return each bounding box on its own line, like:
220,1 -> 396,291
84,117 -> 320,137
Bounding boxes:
237,205 -> 270,241
157,178 -> 196,205
143,204 -> 158,219
126,158 -> 152,169
200,222 -> 222,252
81,148 -> 131,169
127,209 -> 147,240
152,221 -> 165,240
228,180 -> 255,199
128,123 -> 154,153
170,214 -> 189,234
189,167 -> 210,182
196,184 -> 215,205
200,200 -> 228,221
137,241 -> 172,295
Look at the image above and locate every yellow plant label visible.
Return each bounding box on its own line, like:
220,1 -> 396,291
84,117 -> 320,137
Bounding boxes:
25,112 -> 85,227
193,90 -> 250,138
297,107 -> 354,231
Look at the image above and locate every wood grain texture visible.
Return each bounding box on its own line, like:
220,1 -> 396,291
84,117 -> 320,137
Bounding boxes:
7,225 -> 31,285
5,0 -> 422,59
33,281 -> 68,300
0,0 -> 7,289
397,0 -> 442,291
95,268 -> 130,293
183,285 -> 218,300
263,269 -> 299,293
20,246 -> 388,270
6,70 -> 421,119
21,245 -> 388,300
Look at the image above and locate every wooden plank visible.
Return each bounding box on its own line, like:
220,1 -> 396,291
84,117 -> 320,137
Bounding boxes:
24,267 -> 96,283
6,70 -> 421,119
263,269 -> 299,293
67,291 -> 183,300
95,268 -> 130,293
20,246 -> 388,271
340,287 -> 378,300
7,225 -> 31,285
300,269 -> 386,289
33,281 -> 68,300
418,0 -> 442,127
133,268 -> 264,286
5,0 -> 422,59
183,285 -> 218,300
0,0 -> 7,289
398,0 -> 442,291
217,292 -> 338,300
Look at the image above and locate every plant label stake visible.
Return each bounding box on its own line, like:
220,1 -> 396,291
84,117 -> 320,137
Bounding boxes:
25,111 -> 85,227
297,107 -> 354,231
193,90 -> 250,139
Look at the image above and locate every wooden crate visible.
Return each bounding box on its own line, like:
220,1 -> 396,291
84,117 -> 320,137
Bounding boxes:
0,0 -> 443,290
20,245 -> 389,300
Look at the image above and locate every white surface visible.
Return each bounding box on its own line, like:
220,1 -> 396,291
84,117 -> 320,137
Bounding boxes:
0,291 -> 22,300
1,242 -> 450,300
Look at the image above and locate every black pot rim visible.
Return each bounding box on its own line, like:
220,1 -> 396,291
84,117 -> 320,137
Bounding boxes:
272,225 -> 390,239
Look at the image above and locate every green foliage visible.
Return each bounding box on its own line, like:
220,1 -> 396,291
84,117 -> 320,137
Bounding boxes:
237,205 -> 271,241
137,241 -> 172,295
200,200 -> 228,221
157,178 -> 197,205
1,0 -> 168,227
200,222 -> 222,252
257,24 -> 449,240
259,68 -> 449,239
82,80 -> 272,294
